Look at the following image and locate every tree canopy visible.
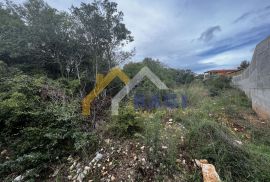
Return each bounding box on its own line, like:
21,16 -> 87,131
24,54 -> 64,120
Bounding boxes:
124,58 -> 195,88
0,0 -> 133,84
238,60 -> 250,70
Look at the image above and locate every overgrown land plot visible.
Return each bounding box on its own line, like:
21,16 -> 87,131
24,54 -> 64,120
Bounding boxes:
1,61 -> 270,181
1,0 -> 270,181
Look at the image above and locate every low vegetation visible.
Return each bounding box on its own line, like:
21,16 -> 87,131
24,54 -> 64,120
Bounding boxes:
1,58 -> 270,181
0,0 -> 269,181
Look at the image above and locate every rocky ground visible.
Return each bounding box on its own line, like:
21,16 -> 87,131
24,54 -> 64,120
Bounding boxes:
63,120 -> 192,182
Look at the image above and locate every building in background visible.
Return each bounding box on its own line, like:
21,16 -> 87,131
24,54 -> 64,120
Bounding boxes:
204,69 -> 241,80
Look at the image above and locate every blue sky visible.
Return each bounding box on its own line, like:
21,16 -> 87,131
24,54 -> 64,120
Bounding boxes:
12,0 -> 270,72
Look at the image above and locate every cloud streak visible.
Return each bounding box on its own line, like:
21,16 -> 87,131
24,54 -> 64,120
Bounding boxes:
233,4 -> 270,24
197,23 -> 270,57
199,26 -> 221,42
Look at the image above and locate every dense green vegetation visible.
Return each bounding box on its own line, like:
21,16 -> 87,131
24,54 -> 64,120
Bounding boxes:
1,58 -> 270,181
101,77 -> 270,181
0,0 -> 194,181
124,58 -> 195,87
177,85 -> 270,181
0,0 -> 133,92
1,0 -> 270,181
0,61 -> 98,180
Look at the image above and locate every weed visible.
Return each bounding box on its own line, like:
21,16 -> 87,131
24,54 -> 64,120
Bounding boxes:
107,105 -> 144,137
187,121 -> 254,181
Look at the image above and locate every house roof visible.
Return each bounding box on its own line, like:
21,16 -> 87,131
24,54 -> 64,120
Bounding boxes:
204,69 -> 238,74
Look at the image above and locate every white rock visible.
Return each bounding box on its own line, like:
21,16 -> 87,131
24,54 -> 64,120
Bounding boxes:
70,162 -> 77,170
105,139 -> 110,144
234,140 -> 243,145
181,136 -> 184,142
84,166 -> 90,171
91,152 -> 103,163
13,175 -> 24,182
141,158 -> 146,164
69,164 -> 75,171
83,169 -> 88,175
102,171 -> 108,176
195,159 -> 201,167
111,175 -> 116,181
169,118 -> 173,122
77,173 -> 85,182
76,168 -> 82,174
72,174 -> 78,180
1,149 -> 7,156
162,146 -> 168,149
67,155 -> 73,161
182,159 -> 186,165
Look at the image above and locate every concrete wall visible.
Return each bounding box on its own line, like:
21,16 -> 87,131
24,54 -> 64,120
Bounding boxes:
232,36 -> 270,119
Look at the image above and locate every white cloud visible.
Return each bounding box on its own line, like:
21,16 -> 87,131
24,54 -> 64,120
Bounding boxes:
198,46 -> 253,67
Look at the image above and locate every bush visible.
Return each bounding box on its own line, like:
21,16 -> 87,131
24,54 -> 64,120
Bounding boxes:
187,121 -> 270,182
143,113 -> 183,177
0,60 -> 8,74
185,82 -> 208,107
107,105 -> 144,137
0,69 -> 98,181
205,76 -> 231,96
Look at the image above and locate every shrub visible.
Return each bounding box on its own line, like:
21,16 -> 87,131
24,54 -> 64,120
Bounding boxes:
107,105 -> 144,137
0,70 -> 98,181
187,121 -> 270,182
185,82 -> 208,107
143,113 -> 183,177
0,60 -> 8,74
205,76 -> 232,96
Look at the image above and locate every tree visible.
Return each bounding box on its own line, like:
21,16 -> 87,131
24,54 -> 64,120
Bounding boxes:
0,1 -> 28,61
20,0 -> 73,77
71,0 -> 133,83
0,0 -> 133,81
0,0 -> 73,77
238,60 -> 250,70
123,58 -> 195,87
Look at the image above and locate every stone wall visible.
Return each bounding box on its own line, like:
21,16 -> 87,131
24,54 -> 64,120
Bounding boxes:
232,36 -> 270,119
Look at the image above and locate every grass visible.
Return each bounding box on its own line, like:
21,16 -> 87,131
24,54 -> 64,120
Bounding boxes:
100,78 -> 270,181
173,80 -> 270,181
144,114 -> 182,173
